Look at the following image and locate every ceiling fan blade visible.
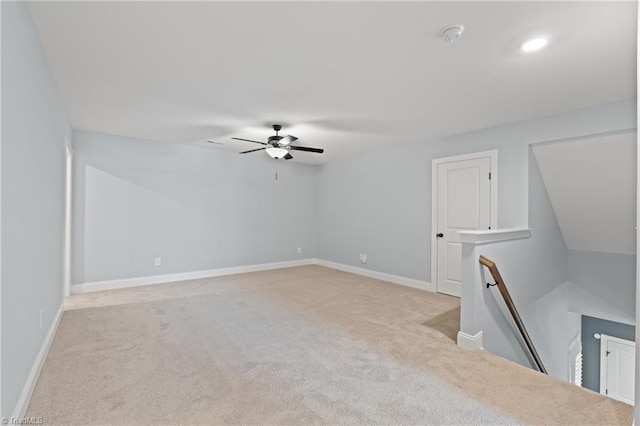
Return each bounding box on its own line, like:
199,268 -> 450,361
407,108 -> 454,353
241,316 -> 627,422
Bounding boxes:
232,137 -> 267,145
279,135 -> 298,146
239,147 -> 266,154
284,153 -> 293,160
289,146 -> 324,154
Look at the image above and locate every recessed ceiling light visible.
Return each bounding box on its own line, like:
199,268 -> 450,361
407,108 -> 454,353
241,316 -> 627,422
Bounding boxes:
521,38 -> 548,52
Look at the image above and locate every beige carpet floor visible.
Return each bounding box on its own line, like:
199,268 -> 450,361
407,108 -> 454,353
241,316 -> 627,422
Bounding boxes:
28,265 -> 632,425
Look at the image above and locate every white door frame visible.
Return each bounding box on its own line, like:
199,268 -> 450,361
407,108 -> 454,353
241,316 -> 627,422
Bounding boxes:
63,138 -> 73,297
600,333 -> 635,401
430,150 -> 498,291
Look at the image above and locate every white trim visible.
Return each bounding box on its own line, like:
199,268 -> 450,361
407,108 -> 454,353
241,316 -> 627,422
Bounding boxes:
636,16 -> 640,416
600,333 -> 636,400
71,259 -> 316,294
530,128 -> 637,149
431,150 -> 498,293
62,139 -> 72,297
458,228 -> 531,245
72,258 -> 435,295
568,331 -> 583,385
457,330 -> 484,350
11,303 -> 64,419
315,259 -> 435,292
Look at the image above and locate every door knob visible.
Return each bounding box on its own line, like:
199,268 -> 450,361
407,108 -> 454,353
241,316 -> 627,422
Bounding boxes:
436,233 -> 444,238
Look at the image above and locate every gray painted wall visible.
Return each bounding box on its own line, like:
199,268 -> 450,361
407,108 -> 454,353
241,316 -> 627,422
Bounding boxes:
459,149 -> 577,379
459,137 -> 638,380
517,151 -> 578,380
569,250 -> 636,322
0,3 -> 635,412
581,315 -> 635,393
72,130 -> 318,284
531,132 -> 637,326
317,98 -> 636,283
1,2 -> 71,417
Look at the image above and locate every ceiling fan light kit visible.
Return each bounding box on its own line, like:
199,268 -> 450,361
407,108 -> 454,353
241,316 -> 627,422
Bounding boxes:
266,147 -> 289,159
231,124 -> 324,160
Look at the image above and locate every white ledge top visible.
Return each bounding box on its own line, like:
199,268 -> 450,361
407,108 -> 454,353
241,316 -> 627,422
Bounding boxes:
458,228 -> 531,245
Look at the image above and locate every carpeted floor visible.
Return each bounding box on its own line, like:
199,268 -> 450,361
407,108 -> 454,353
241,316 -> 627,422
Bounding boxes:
28,265 -> 632,424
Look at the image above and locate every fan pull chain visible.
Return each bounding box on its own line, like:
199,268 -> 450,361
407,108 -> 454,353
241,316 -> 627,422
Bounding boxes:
275,162 -> 278,181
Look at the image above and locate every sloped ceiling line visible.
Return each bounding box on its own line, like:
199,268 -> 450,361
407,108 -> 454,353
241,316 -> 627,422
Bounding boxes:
532,130 -> 637,255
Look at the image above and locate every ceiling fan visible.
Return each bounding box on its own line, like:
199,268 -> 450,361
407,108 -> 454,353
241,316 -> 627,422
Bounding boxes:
227,124 -> 324,160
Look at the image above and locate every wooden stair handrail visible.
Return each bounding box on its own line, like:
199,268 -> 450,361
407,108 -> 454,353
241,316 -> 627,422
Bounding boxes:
479,255 -> 548,374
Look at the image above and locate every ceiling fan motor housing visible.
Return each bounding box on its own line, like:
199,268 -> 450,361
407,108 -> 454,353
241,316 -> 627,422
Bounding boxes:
268,135 -> 284,146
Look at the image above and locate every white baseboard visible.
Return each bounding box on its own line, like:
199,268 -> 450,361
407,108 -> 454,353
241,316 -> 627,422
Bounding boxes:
457,330 -> 484,351
315,259 -> 435,292
71,258 -> 435,295
12,303 -> 64,419
12,259 -> 428,417
71,259 -> 316,294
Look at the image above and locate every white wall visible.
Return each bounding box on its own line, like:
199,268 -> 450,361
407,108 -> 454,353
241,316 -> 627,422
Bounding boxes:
72,130 -> 318,285
1,2 -> 71,417
317,99 -> 636,283
459,150 -> 577,379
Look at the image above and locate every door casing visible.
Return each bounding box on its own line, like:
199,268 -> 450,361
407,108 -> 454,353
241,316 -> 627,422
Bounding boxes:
63,139 -> 73,297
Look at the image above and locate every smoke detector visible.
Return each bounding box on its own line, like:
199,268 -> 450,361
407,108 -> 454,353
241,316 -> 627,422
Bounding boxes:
442,25 -> 464,42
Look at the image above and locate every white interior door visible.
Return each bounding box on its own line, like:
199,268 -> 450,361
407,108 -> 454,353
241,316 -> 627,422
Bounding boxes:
600,335 -> 635,405
436,156 -> 491,297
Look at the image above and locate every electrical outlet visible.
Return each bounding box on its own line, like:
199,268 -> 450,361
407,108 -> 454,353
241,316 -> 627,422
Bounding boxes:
297,247 -> 302,254
154,257 -> 162,267
39,309 -> 44,329
359,253 -> 367,264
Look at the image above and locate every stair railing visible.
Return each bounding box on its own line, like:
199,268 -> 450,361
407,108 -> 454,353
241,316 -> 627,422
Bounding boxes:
479,255 -> 548,374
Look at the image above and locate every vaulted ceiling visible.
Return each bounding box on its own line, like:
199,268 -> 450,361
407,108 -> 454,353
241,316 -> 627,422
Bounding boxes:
532,131 -> 637,255
28,1 -> 637,164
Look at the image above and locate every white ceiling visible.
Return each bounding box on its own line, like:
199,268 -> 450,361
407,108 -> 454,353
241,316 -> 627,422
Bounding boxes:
28,1 -> 637,164
532,131 -> 637,255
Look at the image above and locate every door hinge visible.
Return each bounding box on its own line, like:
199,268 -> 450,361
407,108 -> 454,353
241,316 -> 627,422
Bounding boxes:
606,389 -> 608,395
606,350 -> 610,356
489,172 -> 492,180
